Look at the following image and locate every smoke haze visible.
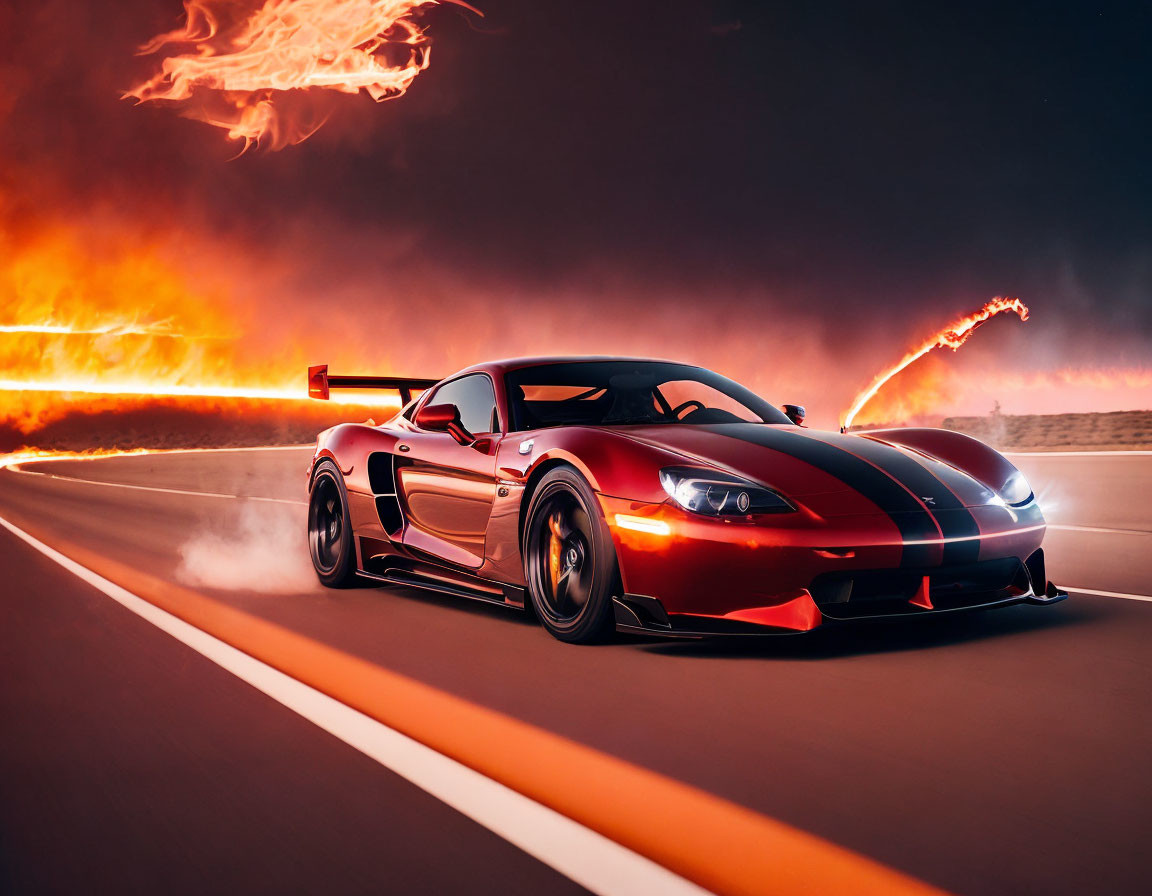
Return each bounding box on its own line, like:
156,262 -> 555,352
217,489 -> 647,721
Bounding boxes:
177,500 -> 316,593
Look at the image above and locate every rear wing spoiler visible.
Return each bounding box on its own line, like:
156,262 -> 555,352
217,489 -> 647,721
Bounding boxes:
308,365 -> 439,405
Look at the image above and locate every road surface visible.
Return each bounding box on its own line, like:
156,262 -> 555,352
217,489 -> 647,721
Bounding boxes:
1,447 -> 1149,895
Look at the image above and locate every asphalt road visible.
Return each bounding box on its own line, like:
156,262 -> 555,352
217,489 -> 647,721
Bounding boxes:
1007,451 -> 1152,594
1,447 -> 1150,895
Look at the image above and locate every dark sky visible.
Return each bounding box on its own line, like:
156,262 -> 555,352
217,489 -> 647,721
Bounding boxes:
2,0 -> 1149,421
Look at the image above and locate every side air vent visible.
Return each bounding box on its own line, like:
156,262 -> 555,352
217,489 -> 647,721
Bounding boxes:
376,496 -> 403,535
368,452 -> 403,534
367,452 -> 397,496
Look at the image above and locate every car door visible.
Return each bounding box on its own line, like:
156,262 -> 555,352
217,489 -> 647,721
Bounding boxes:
396,373 -> 501,569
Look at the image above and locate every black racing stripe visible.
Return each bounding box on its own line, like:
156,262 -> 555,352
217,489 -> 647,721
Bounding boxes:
700,425 -> 940,567
802,432 -> 982,565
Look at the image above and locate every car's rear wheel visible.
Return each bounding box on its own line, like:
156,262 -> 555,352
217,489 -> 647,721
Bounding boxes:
309,460 -> 357,587
524,467 -> 619,643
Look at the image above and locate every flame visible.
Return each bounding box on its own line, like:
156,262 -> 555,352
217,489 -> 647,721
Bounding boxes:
2,213 -> 251,431
841,297 -> 1030,430
0,377 -> 398,405
126,0 -> 479,150
842,354 -> 959,427
0,202 -> 402,435
0,447 -> 155,471
0,444 -> 323,472
0,322 -> 179,336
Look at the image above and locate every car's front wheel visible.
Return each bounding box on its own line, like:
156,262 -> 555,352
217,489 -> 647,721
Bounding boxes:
524,467 -> 619,644
308,460 -> 357,587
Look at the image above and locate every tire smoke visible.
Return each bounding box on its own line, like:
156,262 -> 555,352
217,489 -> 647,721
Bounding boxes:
176,500 -> 316,593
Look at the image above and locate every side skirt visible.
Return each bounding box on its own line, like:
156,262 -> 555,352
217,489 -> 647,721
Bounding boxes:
358,566 -> 528,612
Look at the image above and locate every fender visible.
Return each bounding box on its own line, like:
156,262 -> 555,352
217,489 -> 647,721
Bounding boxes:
505,427 -> 692,503
311,423 -> 405,496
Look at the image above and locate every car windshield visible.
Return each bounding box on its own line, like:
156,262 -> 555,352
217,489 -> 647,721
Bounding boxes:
505,361 -> 792,431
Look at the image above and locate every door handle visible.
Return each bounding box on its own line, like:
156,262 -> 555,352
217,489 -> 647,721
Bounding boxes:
397,444 -> 411,452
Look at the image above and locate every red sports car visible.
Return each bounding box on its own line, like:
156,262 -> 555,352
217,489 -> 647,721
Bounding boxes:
306,357 -> 1066,643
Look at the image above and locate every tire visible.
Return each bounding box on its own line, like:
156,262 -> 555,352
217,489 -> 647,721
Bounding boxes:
523,467 -> 619,644
308,460 -> 358,587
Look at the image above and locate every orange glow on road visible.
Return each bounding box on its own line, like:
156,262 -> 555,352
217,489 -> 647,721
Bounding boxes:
841,297 -> 1030,430
127,0 -> 479,150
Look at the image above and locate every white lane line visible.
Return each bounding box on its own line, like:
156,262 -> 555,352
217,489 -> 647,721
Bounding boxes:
1065,586 -> 1152,603
0,513 -> 710,896
8,468 -> 306,505
1006,450 -> 1152,457
1048,524 -> 1151,536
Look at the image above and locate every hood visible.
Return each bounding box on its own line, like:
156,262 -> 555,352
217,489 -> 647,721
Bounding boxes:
611,423 -> 999,514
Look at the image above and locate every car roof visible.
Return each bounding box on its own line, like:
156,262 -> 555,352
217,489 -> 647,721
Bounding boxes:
440,355 -> 701,382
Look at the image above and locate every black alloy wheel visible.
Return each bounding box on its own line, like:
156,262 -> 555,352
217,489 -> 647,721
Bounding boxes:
308,460 -> 357,587
524,467 -> 619,643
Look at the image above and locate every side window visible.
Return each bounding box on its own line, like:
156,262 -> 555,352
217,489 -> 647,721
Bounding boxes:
427,375 -> 500,435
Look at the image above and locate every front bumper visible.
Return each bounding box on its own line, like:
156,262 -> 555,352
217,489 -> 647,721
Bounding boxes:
611,558 -> 1069,639
600,491 -> 1062,636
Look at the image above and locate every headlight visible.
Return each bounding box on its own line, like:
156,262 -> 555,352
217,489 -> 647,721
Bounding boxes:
659,466 -> 794,516
998,469 -> 1033,506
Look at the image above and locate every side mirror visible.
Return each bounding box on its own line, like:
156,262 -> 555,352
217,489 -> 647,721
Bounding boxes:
783,404 -> 806,427
414,402 -> 476,446
415,403 -> 458,431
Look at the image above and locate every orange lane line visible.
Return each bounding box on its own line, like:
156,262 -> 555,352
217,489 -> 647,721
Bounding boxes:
16,515 -> 947,896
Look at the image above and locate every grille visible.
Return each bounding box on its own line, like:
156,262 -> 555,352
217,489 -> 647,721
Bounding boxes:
810,557 -> 1027,618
